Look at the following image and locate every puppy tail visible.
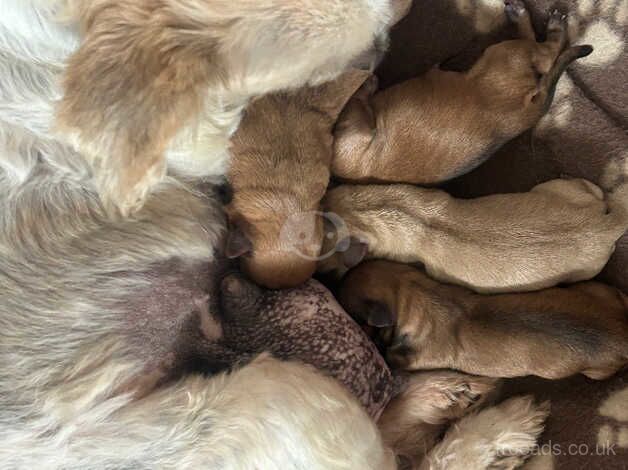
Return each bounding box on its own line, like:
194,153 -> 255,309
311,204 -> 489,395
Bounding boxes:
540,45 -> 593,113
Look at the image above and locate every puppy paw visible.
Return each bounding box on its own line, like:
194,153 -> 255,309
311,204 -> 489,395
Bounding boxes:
439,377 -> 494,416
504,0 -> 528,23
422,396 -> 549,470
547,9 -> 567,34
393,371 -> 499,425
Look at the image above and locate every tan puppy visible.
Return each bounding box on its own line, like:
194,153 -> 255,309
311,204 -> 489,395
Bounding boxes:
55,0 -> 396,215
225,71 -> 369,288
332,1 -> 593,185
318,181 -> 628,293
339,260 -> 628,380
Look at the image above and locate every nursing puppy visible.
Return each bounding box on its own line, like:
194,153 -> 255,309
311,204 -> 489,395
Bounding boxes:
340,260 -> 628,380
318,181 -> 628,293
218,273 -> 549,470
332,1 -> 593,185
225,71 -> 370,288
53,0 -> 397,215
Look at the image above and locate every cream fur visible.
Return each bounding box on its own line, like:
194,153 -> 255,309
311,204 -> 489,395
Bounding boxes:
420,396 -> 550,470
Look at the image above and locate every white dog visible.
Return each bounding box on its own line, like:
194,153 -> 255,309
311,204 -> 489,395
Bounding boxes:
0,1 -> 548,468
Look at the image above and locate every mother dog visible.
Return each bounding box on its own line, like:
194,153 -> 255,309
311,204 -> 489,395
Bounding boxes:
0,1 -> 544,468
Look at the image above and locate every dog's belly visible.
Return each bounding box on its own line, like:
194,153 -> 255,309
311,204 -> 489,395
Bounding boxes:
114,259 -> 222,385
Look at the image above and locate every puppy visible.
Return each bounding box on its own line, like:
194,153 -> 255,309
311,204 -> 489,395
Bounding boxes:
339,260 -> 628,380
332,1 -> 593,185
218,273 -> 548,469
52,0 -> 397,215
225,70 -> 370,288
318,181 -> 628,293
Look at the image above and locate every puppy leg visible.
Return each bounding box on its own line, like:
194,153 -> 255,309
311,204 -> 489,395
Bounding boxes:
505,0 -> 536,41
379,371 -> 499,468
527,9 -> 569,78
545,9 -> 568,55
419,396 -> 549,470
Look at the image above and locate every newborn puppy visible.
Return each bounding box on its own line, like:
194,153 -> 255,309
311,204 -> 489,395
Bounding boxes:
226,71 -> 370,288
218,272 -> 548,469
318,181 -> 628,293
332,1 -> 593,184
340,260 -> 628,380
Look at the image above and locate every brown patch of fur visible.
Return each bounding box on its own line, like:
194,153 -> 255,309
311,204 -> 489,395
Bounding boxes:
332,2 -> 589,185
339,260 -> 628,380
226,70 -> 369,288
57,1 -> 220,215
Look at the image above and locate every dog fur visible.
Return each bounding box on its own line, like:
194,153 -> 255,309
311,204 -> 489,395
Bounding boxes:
225,70 -> 370,288
332,1 -> 593,185
378,371 -> 499,468
0,1 -> 561,467
418,396 -> 549,470
339,260 -> 628,380
318,181 -> 628,293
50,0 -> 396,215
0,1 -> 415,467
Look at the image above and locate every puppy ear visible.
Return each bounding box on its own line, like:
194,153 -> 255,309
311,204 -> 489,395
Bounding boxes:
342,237 -> 369,269
56,4 -> 215,215
226,227 -> 253,259
307,70 -> 373,119
364,300 -> 396,327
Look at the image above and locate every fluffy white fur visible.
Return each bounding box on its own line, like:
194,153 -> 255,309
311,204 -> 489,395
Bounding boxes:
420,396 -> 550,470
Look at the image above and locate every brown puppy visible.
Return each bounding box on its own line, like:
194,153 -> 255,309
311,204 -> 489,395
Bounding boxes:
318,181 -> 628,293
332,1 -> 593,185
339,260 -> 628,380
226,71 -> 369,288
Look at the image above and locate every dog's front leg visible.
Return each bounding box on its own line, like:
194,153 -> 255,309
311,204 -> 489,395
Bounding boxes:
378,371 -> 498,468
